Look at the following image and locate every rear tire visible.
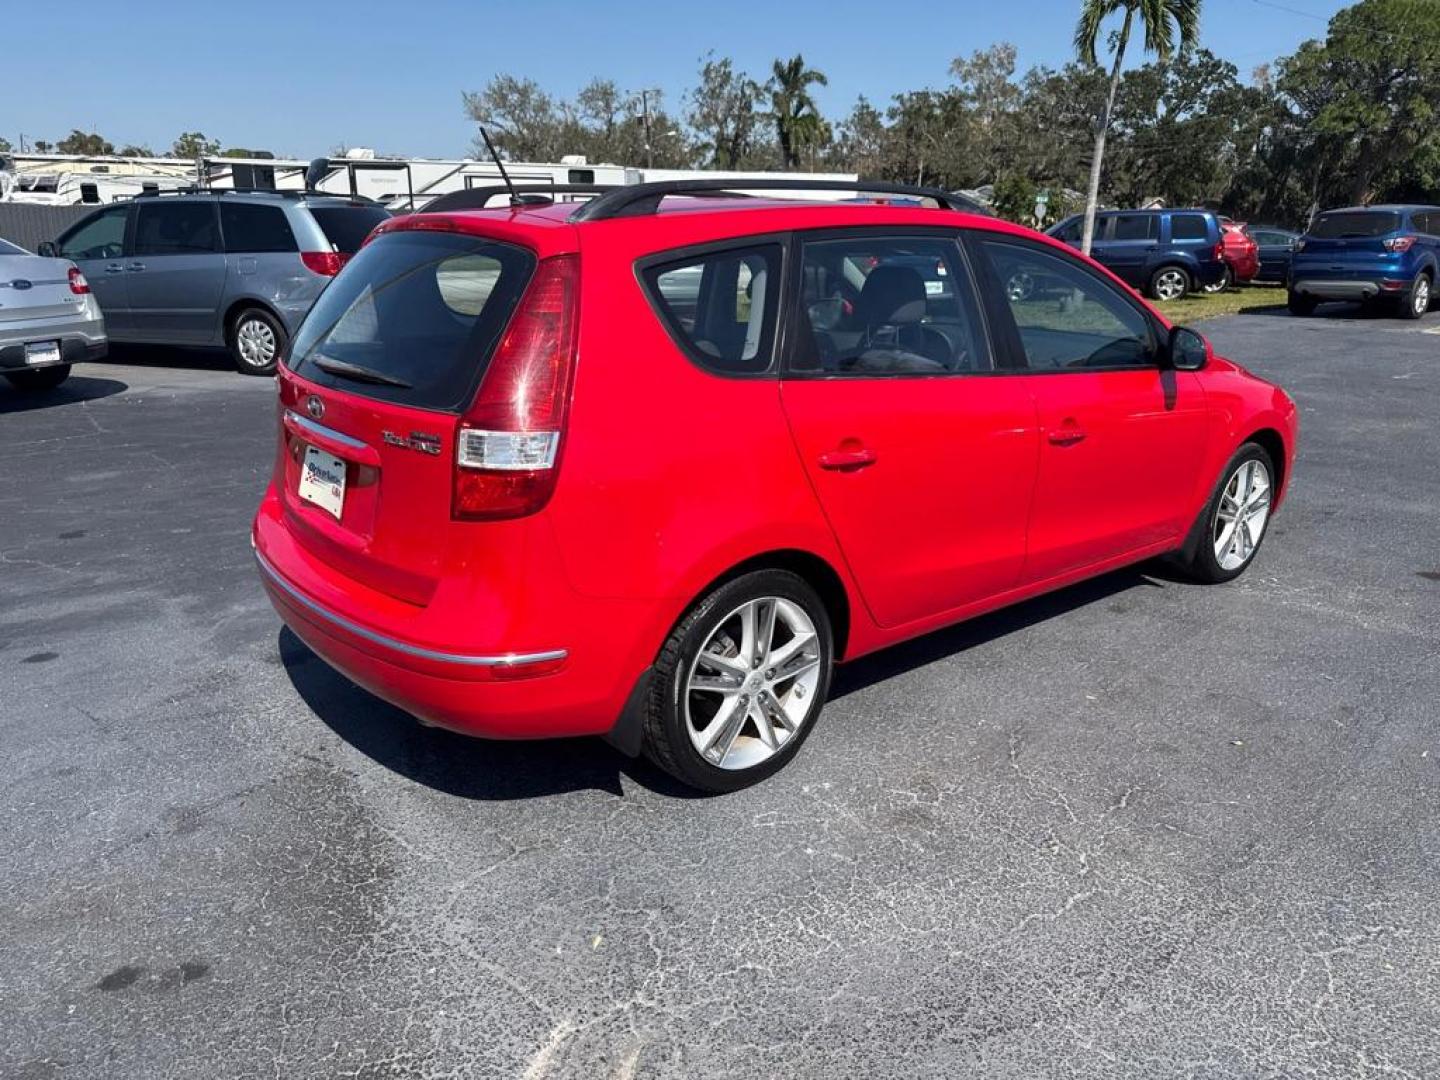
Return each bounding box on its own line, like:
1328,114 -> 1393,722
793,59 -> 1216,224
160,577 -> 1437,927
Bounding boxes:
4,364 -> 71,392
1201,266 -> 1233,295
1400,271 -> 1431,320
229,307 -> 286,376
1148,265 -> 1192,302
1287,290 -> 1316,316
643,569 -> 833,793
1175,442 -> 1277,584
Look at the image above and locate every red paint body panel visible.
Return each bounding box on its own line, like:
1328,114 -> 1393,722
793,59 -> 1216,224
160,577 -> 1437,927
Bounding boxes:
1221,223 -> 1261,282
252,199 -> 1298,743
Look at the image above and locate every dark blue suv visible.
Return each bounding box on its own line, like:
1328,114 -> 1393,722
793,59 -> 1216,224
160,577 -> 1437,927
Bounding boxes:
1288,205 -> 1440,319
1047,209 -> 1227,301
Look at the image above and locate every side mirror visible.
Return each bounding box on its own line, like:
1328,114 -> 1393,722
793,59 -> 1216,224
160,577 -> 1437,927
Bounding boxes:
37,241 -> 59,258
1169,325 -> 1209,371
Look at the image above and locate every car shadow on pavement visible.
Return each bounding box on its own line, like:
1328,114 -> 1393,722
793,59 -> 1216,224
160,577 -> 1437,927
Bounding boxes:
830,564 -> 1171,701
0,375 -> 127,413
279,565 -> 1176,802
278,628 -> 702,801
105,343 -> 237,372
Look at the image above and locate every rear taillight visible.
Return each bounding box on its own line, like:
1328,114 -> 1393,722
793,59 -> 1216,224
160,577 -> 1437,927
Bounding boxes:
300,251 -> 350,276
453,254 -> 579,521
1214,242 -> 1225,262
68,266 -> 90,295
1294,239 -> 1307,252
1383,236 -> 1417,253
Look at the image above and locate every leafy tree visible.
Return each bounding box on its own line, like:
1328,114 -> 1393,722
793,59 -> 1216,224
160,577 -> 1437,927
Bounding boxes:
1074,0 -> 1201,252
0,136 -> 11,153
832,97 -> 887,178
57,129 -> 115,155
33,140 -> 53,153
767,54 -> 829,170
950,44 -> 1022,180
687,54 -> 765,169
172,131 -> 221,159
118,144 -> 154,157
1277,0 -> 1440,206
991,172 -> 1039,223
463,76 -> 569,161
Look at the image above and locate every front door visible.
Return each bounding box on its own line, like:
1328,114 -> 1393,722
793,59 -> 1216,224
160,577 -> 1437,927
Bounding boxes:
1101,213 -> 1159,287
127,200 -> 227,344
779,229 -> 1040,629
54,204 -> 133,334
974,236 -> 1210,583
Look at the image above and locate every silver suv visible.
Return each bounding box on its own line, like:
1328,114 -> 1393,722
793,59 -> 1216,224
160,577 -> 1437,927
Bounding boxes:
42,191 -> 389,374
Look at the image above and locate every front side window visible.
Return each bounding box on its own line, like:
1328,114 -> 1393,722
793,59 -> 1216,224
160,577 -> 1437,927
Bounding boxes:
134,202 -> 220,256
221,203 -> 298,254
1111,214 -> 1157,242
1171,214 -> 1209,241
790,234 -> 989,375
1051,218 -> 1082,245
58,206 -> 129,260
643,244 -> 781,375
982,240 -> 1156,371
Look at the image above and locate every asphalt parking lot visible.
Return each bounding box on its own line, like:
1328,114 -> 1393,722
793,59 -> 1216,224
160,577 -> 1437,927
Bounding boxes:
3,308 -> 1439,1079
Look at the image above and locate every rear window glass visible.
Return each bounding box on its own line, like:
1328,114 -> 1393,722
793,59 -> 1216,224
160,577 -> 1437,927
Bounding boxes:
221,203 -> 298,254
287,231 -> 534,410
1309,211 -> 1401,238
309,206 -> 391,253
1171,214 -> 1209,240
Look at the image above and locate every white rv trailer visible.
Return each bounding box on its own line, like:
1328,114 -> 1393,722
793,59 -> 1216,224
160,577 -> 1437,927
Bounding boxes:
0,153 -> 193,204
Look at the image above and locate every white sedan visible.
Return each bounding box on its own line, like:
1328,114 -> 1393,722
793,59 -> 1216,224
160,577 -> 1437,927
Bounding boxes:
0,237 -> 107,392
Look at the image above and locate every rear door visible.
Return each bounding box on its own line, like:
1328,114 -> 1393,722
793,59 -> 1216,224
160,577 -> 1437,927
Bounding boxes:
127,200 -> 227,343
220,200 -> 301,292
974,236 -> 1209,582
778,228 -> 1039,628
276,228 -> 535,603
54,204 -> 132,333
1103,213 -> 1158,285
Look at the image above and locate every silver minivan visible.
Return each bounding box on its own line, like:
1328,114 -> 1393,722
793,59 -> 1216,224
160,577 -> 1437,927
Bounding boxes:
42,192 -> 389,375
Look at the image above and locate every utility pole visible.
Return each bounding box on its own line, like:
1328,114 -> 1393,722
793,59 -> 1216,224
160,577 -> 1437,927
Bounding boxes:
640,89 -> 654,169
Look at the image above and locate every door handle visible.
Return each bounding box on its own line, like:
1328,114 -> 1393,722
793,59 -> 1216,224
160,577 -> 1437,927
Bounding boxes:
127,262 -> 146,272
818,446 -> 877,471
1047,425 -> 1088,446
104,263 -> 125,273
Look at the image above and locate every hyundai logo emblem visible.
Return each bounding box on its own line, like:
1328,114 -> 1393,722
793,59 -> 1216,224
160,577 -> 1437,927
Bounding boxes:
305,395 -> 325,420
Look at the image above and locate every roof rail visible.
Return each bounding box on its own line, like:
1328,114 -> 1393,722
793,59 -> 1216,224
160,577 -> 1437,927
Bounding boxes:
568,179 -> 990,222
420,183 -> 621,213
132,186 -> 381,203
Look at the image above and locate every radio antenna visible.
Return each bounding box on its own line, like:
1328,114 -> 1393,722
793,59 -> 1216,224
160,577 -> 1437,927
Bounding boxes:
478,126 -> 520,206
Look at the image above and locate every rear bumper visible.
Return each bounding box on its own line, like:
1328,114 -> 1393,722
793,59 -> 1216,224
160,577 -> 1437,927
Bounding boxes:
1291,278 -> 1404,300
0,312 -> 106,370
252,488 -> 653,740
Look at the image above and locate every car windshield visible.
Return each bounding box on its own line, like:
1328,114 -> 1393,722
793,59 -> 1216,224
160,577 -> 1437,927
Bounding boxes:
1309,211 -> 1402,239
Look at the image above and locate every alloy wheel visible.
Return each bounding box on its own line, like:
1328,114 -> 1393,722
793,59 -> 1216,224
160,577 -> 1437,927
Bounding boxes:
684,596 -> 823,771
237,318 -> 277,369
1415,276 -> 1431,316
1213,458 -> 1272,571
1006,271 -> 1035,302
1154,269 -> 1188,301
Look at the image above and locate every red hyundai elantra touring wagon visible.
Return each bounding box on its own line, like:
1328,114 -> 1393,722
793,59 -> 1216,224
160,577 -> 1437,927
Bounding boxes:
253,180 -> 1297,791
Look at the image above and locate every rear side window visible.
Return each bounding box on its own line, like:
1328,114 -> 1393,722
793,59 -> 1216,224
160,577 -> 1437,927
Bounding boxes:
642,244 -> 782,375
221,203 -> 298,253
1310,211 -> 1401,238
288,230 -> 535,410
1111,214 -> 1157,241
1171,214 -> 1209,241
1414,212 -> 1438,236
133,202 -> 220,255
308,206 -> 390,253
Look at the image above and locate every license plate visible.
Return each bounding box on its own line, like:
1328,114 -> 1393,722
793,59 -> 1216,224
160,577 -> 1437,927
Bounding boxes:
299,446 -> 347,520
24,341 -> 61,367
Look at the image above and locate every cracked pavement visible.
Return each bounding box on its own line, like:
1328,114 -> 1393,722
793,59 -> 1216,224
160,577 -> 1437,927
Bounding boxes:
2,308 -> 1439,1078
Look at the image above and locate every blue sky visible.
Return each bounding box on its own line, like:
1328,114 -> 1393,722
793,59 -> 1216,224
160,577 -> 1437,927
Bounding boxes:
7,0 -> 1348,160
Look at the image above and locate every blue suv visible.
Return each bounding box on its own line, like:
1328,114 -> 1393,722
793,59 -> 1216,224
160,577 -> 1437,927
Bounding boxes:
1288,205 -> 1440,319
1047,209 -> 1227,301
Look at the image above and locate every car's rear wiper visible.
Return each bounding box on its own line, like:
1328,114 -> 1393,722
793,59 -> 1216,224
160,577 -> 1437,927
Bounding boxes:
312,354 -> 413,388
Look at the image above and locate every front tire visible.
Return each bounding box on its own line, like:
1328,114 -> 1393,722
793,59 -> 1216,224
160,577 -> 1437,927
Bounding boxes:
1148,265 -> 1191,302
1176,442 -> 1276,584
1400,271 -> 1431,320
4,364 -> 71,392
229,307 -> 286,376
643,570 -> 833,792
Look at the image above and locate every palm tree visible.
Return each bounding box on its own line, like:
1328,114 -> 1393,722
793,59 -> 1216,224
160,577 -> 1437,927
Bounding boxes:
769,55 -> 829,171
1074,0 -> 1200,254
